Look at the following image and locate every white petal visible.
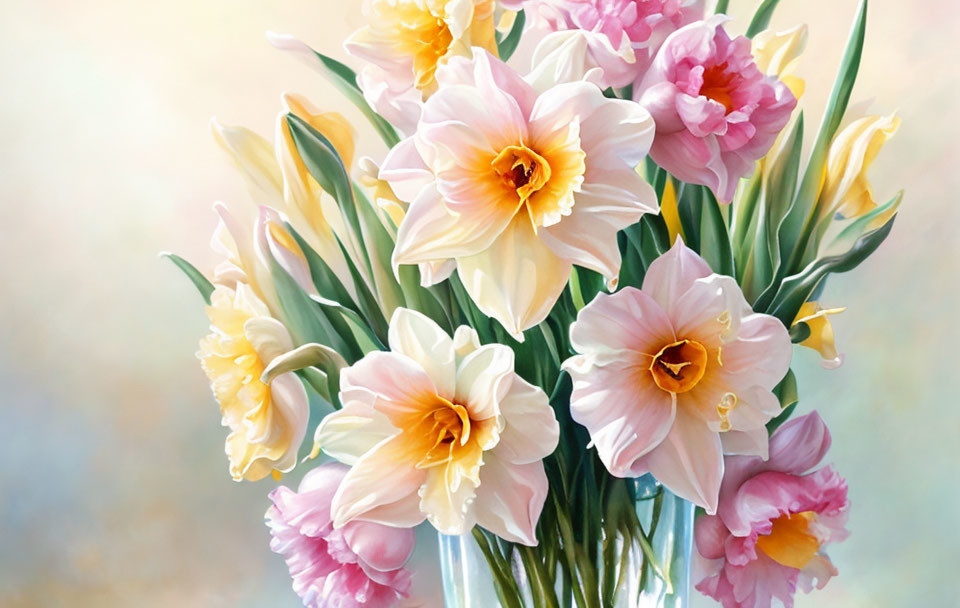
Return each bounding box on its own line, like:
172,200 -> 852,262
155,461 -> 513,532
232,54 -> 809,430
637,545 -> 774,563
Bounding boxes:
332,435 -> 427,528
455,344 -> 515,422
242,317 -> 294,365
457,217 -> 572,339
473,453 -> 548,546
495,374 -> 558,464
388,308 -> 456,399
313,401 -> 398,466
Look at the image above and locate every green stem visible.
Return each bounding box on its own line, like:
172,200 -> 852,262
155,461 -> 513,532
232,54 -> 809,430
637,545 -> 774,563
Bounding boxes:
471,529 -> 523,608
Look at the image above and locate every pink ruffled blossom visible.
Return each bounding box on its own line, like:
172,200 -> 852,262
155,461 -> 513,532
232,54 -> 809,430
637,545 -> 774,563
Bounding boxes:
636,16 -> 796,201
514,0 -> 704,88
266,463 -> 416,608
563,239 -> 792,512
694,412 -> 850,608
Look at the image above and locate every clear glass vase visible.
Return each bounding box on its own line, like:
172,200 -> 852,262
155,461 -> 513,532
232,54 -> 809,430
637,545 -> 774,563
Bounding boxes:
439,475 -> 695,608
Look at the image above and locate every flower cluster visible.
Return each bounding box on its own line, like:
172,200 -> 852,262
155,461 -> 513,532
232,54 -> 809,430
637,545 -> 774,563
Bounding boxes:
169,1 -> 901,607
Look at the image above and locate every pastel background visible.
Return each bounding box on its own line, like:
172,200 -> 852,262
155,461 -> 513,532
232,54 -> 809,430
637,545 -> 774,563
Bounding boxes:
0,0 -> 955,606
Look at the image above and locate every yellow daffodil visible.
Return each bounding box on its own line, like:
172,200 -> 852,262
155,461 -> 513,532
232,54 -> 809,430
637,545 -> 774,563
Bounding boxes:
793,301 -> 846,369
819,113 -> 901,219
198,284 -> 309,481
345,0 -> 499,132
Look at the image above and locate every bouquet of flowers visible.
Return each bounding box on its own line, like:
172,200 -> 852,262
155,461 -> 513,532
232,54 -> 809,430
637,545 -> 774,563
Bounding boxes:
166,0 -> 901,606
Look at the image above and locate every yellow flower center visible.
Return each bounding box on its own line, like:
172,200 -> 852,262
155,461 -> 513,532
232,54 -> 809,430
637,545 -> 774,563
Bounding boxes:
415,396 -> 476,469
756,511 -> 821,570
492,144 -> 552,203
650,339 -> 708,393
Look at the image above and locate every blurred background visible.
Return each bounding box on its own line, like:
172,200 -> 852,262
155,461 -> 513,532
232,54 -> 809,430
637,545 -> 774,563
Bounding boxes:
0,0 -> 956,606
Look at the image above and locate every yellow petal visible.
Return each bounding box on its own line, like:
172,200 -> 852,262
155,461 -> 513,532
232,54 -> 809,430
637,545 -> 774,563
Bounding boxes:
819,113 -> 901,219
659,178 -> 684,244
752,25 -> 808,100
793,301 -> 846,369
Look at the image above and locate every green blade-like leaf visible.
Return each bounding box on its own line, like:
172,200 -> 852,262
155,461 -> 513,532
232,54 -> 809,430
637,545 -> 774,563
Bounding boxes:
270,255 -> 363,362
676,183 -> 702,250
822,190 -> 903,257
497,10 -> 526,61
777,0 -> 868,278
307,49 -> 400,147
766,216 -> 894,325
698,188 -> 734,276
767,369 -> 799,432
286,114 -> 373,280
161,252 -> 214,304
746,0 -> 783,38
714,0 -> 730,15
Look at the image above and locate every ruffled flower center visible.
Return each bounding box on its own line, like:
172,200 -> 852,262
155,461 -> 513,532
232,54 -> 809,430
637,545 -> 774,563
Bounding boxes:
756,511 -> 821,569
650,339 -> 708,393
414,396 -> 478,469
493,144 -> 552,203
700,61 -> 739,114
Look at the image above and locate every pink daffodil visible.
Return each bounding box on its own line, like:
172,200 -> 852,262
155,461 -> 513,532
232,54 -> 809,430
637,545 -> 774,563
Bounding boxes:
636,16 -> 796,201
266,462 -> 416,607
563,239 -> 792,512
694,412 -> 850,608
381,48 -> 658,338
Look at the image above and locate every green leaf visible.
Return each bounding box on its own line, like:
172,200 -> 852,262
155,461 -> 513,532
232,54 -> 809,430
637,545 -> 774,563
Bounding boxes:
161,252 -> 214,304
270,255 -> 363,362
351,185 -> 406,315
746,0 -> 783,38
698,188 -> 734,276
286,114 -> 373,279
731,171 -> 763,269
823,190 -> 903,257
676,183 -> 702,250
497,10 -> 525,62
260,342 -> 348,408
767,369 -> 799,432
714,0 -> 731,15
766,216 -> 894,325
308,50 -> 400,147
777,0 -> 868,277
789,321 -> 811,343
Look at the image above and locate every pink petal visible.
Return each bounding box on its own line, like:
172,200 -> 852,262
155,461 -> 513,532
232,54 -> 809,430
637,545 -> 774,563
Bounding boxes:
341,520 -> 416,574
380,136 -> 433,203
340,351 -> 438,425
695,513 -> 729,560
567,287 -> 675,358
568,357 -> 676,476
641,237 -> 713,314
766,411 -> 832,476
392,185 -> 513,266
641,404 -> 723,512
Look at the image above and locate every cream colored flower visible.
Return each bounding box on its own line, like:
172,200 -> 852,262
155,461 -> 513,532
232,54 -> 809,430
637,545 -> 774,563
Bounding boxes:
793,301 -> 846,369
346,0 -> 499,132
314,308 -> 559,544
198,284 -> 309,481
381,49 -> 658,337
819,112 -> 901,219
